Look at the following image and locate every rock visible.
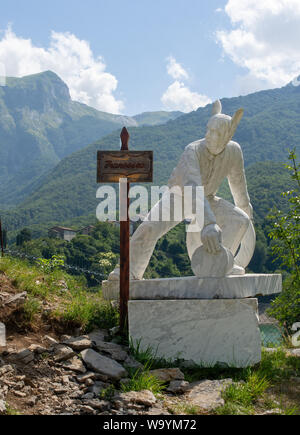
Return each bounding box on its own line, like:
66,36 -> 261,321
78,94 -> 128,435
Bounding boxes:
0,399 -> 6,414
62,336 -> 92,351
62,356 -> 87,374
113,390 -> 157,408
26,396 -> 37,407
167,380 -> 190,394
88,381 -> 108,396
53,345 -> 76,362
81,349 -> 127,381
79,405 -> 96,414
2,292 -> 27,307
0,364 -> 14,376
88,330 -> 109,346
94,341 -> 128,362
54,387 -> 69,395
0,323 -> 6,347
28,344 -> 48,354
8,348 -> 34,364
123,355 -> 144,370
76,372 -> 96,384
289,349 -> 300,357
82,399 -> 110,411
149,368 -> 185,382
60,335 -> 71,342
43,335 -> 58,346
81,393 -> 94,400
14,391 -> 27,398
184,379 -> 232,411
147,406 -> 170,415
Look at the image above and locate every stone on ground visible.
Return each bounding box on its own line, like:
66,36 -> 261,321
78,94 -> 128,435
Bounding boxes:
149,368 -> 185,382
54,345 -> 76,362
0,323 -> 5,347
81,349 -> 127,381
62,336 -> 92,351
184,379 -> 232,411
167,380 -> 190,394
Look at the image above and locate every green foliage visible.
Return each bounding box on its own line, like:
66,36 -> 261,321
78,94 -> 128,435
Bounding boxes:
267,151 -> 300,328
0,255 -> 117,331
37,254 -> 65,274
120,366 -> 167,395
22,296 -> 41,322
16,228 -> 31,246
216,348 -> 300,415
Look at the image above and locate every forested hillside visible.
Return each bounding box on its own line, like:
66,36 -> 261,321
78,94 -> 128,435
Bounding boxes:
1,78 -> 299,237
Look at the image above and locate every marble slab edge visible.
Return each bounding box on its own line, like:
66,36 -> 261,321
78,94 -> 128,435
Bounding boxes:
102,274 -> 282,301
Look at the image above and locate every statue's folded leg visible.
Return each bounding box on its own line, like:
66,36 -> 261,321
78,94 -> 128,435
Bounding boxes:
210,197 -> 250,257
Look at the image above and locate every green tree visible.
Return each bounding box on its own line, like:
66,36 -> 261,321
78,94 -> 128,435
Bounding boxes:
16,228 -> 32,246
268,151 -> 300,328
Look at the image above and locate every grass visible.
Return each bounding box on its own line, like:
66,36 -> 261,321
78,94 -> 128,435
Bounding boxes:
0,256 -> 118,332
120,365 -> 167,395
215,349 -> 300,415
128,339 -> 300,415
129,337 -> 182,370
5,405 -> 22,415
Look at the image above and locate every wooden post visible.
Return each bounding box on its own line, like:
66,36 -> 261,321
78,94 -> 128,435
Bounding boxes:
119,127 -> 130,334
0,219 -> 4,257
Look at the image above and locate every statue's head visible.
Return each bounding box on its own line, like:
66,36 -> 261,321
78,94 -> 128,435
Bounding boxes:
205,100 -> 244,155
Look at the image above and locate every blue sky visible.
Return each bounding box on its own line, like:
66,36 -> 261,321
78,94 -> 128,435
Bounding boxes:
0,0 -> 299,115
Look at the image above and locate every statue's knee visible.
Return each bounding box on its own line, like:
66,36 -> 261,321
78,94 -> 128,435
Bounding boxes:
236,209 -> 250,232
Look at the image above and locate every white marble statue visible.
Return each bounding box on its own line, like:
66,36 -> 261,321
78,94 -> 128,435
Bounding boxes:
110,100 -> 256,280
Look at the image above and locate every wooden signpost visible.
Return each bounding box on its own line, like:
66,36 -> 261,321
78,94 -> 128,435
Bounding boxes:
97,127 -> 153,334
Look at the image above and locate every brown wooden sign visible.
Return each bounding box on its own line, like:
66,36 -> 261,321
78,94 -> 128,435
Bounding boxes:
97,150 -> 153,183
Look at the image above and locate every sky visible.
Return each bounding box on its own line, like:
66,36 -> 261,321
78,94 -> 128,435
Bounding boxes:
0,0 -> 300,116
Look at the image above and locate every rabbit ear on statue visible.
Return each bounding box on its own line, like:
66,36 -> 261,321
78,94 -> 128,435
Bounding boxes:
211,100 -> 222,116
229,108 -> 244,139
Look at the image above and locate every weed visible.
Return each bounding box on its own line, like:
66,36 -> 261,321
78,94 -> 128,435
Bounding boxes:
120,366 -> 167,395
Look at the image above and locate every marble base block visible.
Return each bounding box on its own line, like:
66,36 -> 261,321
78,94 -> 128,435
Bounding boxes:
128,299 -> 261,368
102,274 -> 282,301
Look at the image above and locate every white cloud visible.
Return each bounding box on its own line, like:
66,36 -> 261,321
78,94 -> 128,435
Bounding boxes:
217,0 -> 300,92
162,57 -> 211,112
0,27 -> 124,114
162,81 -> 211,113
166,56 -> 189,80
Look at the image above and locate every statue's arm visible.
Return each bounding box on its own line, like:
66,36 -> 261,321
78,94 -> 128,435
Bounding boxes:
227,144 -> 253,219
181,145 -> 217,227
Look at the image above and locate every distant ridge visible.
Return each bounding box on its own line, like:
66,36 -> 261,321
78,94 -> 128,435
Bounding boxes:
0,71 -> 182,208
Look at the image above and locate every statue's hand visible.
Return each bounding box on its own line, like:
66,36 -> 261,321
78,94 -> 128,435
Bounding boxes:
201,224 -> 222,254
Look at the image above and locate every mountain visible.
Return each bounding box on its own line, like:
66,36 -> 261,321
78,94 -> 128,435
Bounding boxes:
0,71 -> 181,208
1,78 -> 300,237
132,111 -> 183,126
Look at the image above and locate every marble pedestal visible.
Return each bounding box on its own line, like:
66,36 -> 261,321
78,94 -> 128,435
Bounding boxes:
102,274 -> 282,367
129,299 -> 261,368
